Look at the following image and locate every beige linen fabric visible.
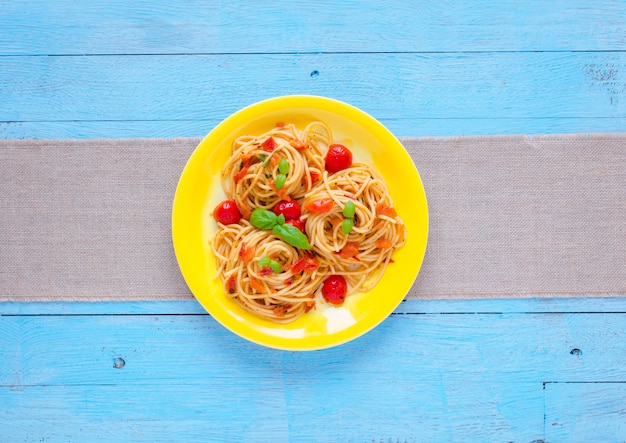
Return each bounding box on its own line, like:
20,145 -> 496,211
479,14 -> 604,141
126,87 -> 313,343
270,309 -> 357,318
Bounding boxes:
0,135 -> 624,301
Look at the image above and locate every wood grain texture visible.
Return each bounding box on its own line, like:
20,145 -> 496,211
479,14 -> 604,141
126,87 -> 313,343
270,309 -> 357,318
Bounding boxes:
1,0 -> 625,55
1,52 -> 625,138
2,304 -> 625,442
2,0 -> 625,440
1,310 -> 625,387
545,383 -> 626,442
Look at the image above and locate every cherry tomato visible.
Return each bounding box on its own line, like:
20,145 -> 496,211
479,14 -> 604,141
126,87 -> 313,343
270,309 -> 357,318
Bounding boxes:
286,218 -> 306,233
324,144 -> 352,173
321,275 -> 348,305
273,200 -> 301,220
213,200 -> 242,225
303,198 -> 334,213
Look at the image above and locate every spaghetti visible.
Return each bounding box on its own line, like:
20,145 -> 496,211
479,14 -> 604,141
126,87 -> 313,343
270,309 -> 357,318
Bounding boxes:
221,121 -> 330,219
211,121 -> 406,323
301,163 -> 407,293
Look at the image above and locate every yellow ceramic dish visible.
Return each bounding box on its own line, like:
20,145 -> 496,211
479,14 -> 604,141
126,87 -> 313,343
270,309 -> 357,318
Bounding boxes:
172,95 -> 428,351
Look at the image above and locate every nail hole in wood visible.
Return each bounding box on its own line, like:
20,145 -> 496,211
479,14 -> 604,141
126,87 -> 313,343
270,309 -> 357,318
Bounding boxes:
310,70 -> 320,78
570,348 -> 582,355
113,357 -> 126,368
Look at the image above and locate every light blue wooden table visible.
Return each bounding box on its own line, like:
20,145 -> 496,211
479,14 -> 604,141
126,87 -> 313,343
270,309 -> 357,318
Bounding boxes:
1,2 -> 625,442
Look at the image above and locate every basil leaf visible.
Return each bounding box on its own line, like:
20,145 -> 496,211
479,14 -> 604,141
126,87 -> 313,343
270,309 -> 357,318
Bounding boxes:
258,256 -> 271,267
274,223 -> 311,250
269,259 -> 282,274
275,173 -> 287,189
341,218 -> 354,235
278,157 -> 289,175
343,200 -> 356,218
272,224 -> 280,238
250,208 -> 278,230
277,213 -> 285,225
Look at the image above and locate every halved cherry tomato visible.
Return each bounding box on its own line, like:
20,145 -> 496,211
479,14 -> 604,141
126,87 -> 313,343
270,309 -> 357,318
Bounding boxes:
213,200 -> 242,225
290,258 -> 307,274
249,277 -> 265,292
239,203 -> 252,220
376,204 -> 398,218
324,144 -> 352,173
233,154 -> 252,183
309,170 -> 320,184
225,276 -> 236,294
270,181 -> 291,201
289,254 -> 319,274
304,198 -> 334,213
238,242 -> 255,262
322,275 -> 347,305
303,254 -> 319,272
273,200 -> 301,220
338,241 -> 359,259
289,138 -> 307,150
302,170 -> 321,189
233,166 -> 248,184
261,136 -> 277,151
375,238 -> 393,249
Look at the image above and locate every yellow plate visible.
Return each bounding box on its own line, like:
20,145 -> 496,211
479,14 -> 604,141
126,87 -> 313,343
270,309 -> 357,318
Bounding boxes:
172,95 -> 428,351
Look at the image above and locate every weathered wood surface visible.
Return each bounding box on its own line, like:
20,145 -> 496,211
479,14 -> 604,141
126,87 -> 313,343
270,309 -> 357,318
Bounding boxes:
2,300 -> 626,442
1,1 -> 625,441
1,1 -> 625,55
1,52 -> 625,138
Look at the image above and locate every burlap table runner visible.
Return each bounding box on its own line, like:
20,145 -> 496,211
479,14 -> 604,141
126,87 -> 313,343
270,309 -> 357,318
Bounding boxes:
1,135 -> 624,301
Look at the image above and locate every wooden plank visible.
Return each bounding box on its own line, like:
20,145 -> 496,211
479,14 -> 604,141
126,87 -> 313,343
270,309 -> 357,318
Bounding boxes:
6,309 -> 625,441
545,382 -> 626,442
1,52 -> 625,138
1,385 -> 291,443
0,382 -> 544,442
1,312 -> 624,387
0,0 -> 624,55
279,374 -> 544,442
